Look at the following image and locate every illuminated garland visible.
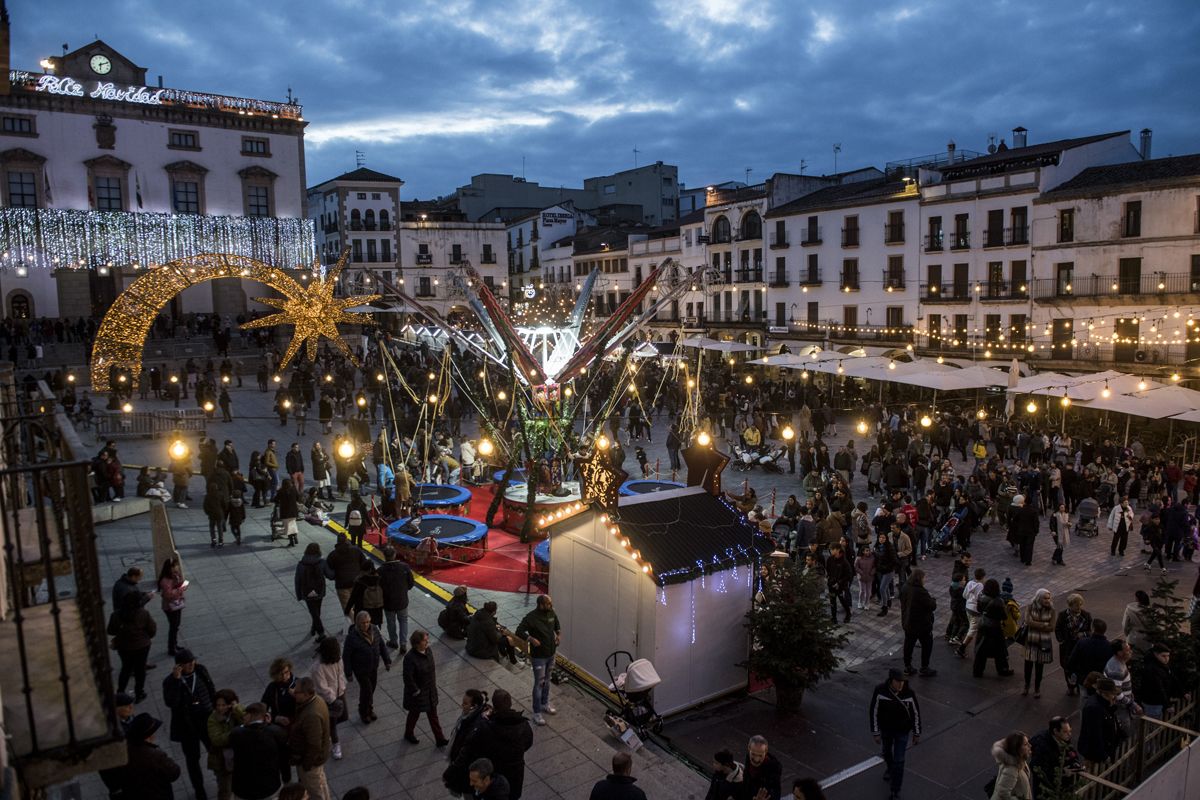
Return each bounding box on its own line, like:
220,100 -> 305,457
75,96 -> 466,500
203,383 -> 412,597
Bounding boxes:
0,208 -> 315,271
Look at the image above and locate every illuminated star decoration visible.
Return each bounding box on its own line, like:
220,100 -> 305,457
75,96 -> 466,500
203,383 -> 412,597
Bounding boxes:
241,251 -> 379,369
682,443 -> 730,496
577,447 -> 628,512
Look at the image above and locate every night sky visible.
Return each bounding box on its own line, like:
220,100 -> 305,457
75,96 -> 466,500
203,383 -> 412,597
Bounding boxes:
12,0 -> 1200,200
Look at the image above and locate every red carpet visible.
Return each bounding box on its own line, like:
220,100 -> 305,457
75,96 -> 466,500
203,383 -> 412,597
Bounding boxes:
415,484 -> 544,594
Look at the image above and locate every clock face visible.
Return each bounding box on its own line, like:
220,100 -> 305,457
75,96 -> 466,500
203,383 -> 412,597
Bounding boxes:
90,54 -> 112,75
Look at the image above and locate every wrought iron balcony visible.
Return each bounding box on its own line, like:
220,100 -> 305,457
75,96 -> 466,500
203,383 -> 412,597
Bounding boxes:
1006,225 -> 1029,245
839,271 -> 860,291
983,229 -> 1005,248
950,231 -> 971,250
828,323 -> 915,343
1031,272 -> 1197,301
841,228 -> 860,248
982,280 -> 1029,300
769,269 -> 789,287
882,269 -> 906,291
924,233 -> 944,252
798,268 -> 822,286
480,252 -> 497,264
800,227 -> 822,246
884,223 -> 905,244
919,282 -> 971,302
769,231 -> 789,248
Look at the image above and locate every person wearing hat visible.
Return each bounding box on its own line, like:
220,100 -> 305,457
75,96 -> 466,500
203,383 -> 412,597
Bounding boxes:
1078,678 -> 1122,766
1009,495 -> 1040,566
162,649 -> 217,800
118,713 -> 182,799
868,668 -> 922,800
100,693 -> 140,797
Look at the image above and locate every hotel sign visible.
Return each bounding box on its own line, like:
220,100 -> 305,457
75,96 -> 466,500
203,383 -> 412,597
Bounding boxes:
8,70 -> 303,119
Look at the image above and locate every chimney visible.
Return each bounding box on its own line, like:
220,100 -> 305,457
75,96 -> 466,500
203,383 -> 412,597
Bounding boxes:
947,140 -> 956,163
1140,128 -> 1152,160
1012,126 -> 1028,148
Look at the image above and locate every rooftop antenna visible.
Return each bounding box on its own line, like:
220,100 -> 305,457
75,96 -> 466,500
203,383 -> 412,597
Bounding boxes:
633,146 -> 640,167
521,155 -> 525,180
286,86 -> 295,104
745,167 -> 752,184
833,143 -> 842,174
799,158 -> 807,176
61,42 -> 68,55
355,150 -> 365,168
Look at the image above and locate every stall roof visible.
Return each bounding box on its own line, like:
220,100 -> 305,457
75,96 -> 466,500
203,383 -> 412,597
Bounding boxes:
680,337 -> 762,353
609,487 -> 773,586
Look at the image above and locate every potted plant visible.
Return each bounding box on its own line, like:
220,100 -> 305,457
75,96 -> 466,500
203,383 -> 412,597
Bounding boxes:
744,559 -> 848,711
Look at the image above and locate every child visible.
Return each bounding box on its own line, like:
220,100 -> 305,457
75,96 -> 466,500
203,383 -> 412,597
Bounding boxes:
853,544 -> 876,611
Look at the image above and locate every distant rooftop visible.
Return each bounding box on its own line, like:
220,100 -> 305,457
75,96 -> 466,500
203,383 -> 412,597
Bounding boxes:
1039,153 -> 1200,199
935,131 -> 1129,180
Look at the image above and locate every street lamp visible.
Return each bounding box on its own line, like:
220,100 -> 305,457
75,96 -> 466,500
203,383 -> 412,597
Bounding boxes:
203,400 -> 215,412
121,401 -> 133,413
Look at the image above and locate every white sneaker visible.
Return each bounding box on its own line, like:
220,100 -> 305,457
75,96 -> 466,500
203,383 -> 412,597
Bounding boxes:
532,713 -> 547,726
546,705 -> 558,715
112,497 -> 122,502
176,503 -> 188,509
332,743 -> 343,760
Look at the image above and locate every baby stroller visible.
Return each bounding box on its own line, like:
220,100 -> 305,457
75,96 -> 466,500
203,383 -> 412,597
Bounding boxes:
604,651 -> 663,741
1074,497 -> 1100,538
933,506 -> 969,552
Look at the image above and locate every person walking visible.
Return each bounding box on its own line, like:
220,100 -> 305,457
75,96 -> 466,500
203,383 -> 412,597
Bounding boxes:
228,703 -> 292,800
295,543 -> 329,640
206,688 -> 244,800
1108,497 -> 1135,557
974,579 -> 1014,678
343,611 -> 391,724
402,630 -> 449,746
324,538 -> 366,614
347,561 -> 386,627
516,594 -> 561,726
249,451 -> 270,508
311,442 -> 332,501
825,544 -> 853,625
162,649 -> 217,800
204,463 -> 232,547
286,442 -> 305,493
286,677 -> 332,800
1021,590 -> 1056,698
443,690 -> 491,795
107,591 -> 157,702
869,669 -> 921,800
989,732 -> 1033,800
1051,504 -> 1070,565
263,440 -> 280,501
158,557 -> 188,657
899,569 -> 938,677
446,689 -> 533,800
1054,594 -> 1092,696
345,493 -> 369,548
378,546 -> 415,651
310,636 -> 348,761
119,714 -> 182,800
741,735 -> 783,800
274,477 -> 300,547
468,759 -> 511,800
588,752 -> 648,800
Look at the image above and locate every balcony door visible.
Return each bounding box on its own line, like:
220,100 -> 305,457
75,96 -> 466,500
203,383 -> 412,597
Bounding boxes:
952,263 -> 969,298
1055,262 -> 1074,296
1118,258 -> 1141,294
1114,318 -> 1139,363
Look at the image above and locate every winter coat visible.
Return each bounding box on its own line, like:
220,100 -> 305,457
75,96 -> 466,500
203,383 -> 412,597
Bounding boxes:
229,721 -> 291,800
162,664 -> 217,743
206,706 -> 245,770
347,572 -> 385,623
310,447 -> 330,481
1023,603 -> 1056,664
119,740 -> 181,800
900,582 -> 937,635
853,552 -> 876,584
107,607 -> 157,651
1066,634 -> 1111,682
874,541 -> 898,574
1122,602 -> 1152,652
447,709 -> 534,799
443,705 -> 490,793
378,559 -> 415,611
309,659 -> 347,707
989,739 -> 1033,800
816,511 -> 846,545
342,623 -> 390,676
294,553 -> 327,600
287,694 -> 330,770
203,469 -> 232,520
1029,729 -> 1081,800
1078,693 -> 1120,763
324,540 -> 366,589
285,449 -> 304,475
516,607 -> 561,659
1137,652 -> 1182,706
159,575 -> 186,613
274,481 -> 299,520
825,554 -> 853,592
466,608 -> 504,660
402,647 -> 439,712
261,677 -> 297,723
588,773 -> 649,800
868,680 -> 921,735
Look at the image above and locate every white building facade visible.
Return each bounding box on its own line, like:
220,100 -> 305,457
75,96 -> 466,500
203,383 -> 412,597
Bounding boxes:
0,40 -> 312,319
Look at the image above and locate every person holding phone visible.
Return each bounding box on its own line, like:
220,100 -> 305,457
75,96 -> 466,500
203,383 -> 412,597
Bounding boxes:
158,558 -> 188,656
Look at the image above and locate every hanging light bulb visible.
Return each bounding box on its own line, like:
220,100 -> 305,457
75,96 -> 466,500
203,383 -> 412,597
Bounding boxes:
782,426 -> 795,441
801,370 -> 809,380
203,400 -> 215,412
1137,379 -> 1147,391
337,440 -> 356,460
744,375 -> 753,384
1026,401 -> 1038,414
121,401 -> 133,413
976,408 -> 987,420
169,440 -> 188,460
936,355 -> 944,364
697,431 -> 712,447
856,420 -> 868,435
1171,372 -> 1181,382
888,360 -> 896,370
836,362 -> 844,374
920,414 -> 932,428
477,439 -> 494,456
1060,395 -> 1071,408
1101,383 -> 1111,398
596,434 -> 611,450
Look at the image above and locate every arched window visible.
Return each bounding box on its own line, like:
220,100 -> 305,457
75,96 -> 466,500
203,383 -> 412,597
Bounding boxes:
711,215 -> 731,244
350,209 -> 362,230
740,211 -> 762,241
364,209 -> 376,230
379,209 -> 390,230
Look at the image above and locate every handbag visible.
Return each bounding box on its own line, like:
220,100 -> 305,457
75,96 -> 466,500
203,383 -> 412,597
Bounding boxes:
329,694 -> 349,723
1014,624 -> 1029,646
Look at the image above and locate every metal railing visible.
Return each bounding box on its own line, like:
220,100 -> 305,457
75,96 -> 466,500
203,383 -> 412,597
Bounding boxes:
1007,224 -> 1029,245
827,323 -> 915,343
924,233 -> 944,252
769,231 -> 789,248
0,374 -> 124,790
950,231 -> 971,250
798,268 -> 823,285
919,282 -> 971,302
800,227 -> 822,246
769,270 -> 789,287
841,228 -> 860,247
884,223 -> 905,244
883,270 -> 906,291
1031,272 -> 1199,300
983,229 -> 1006,248
983,280 -> 1029,300
839,271 -> 860,291
481,252 -> 497,264
94,407 -> 208,441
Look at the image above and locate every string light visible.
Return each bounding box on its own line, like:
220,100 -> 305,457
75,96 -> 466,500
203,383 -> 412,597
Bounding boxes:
169,440 -> 189,460
477,439 -> 494,456
336,440 -> 355,460
1026,401 -> 1038,413
696,431 -> 712,447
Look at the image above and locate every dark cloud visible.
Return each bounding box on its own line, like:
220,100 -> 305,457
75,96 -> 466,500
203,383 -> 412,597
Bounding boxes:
13,0 -> 1200,198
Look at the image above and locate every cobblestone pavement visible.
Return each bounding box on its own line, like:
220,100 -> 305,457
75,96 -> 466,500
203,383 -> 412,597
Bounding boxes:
76,383 -> 1194,798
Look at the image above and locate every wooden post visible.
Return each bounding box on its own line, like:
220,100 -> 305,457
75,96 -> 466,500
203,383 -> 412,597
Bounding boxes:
770,487 -> 777,517
655,458 -> 660,479
742,478 -> 749,496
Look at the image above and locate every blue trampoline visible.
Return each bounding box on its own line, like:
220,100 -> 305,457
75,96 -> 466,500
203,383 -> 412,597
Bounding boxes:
414,483 -> 472,513
533,539 -> 550,567
493,468 -> 527,486
386,514 -> 489,563
620,479 -> 685,496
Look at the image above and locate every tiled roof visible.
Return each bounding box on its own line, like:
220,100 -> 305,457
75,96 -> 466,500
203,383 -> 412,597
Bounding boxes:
765,178 -> 910,218
1039,154 -> 1200,199
935,131 -> 1129,180
323,167 -> 403,184
609,488 -> 773,585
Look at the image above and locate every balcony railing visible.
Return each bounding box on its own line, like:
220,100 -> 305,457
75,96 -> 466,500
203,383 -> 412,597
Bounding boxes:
839,271 -> 860,291
800,227 -> 822,246
450,254 -> 466,264
379,222 -> 392,231
1031,272 -> 1198,301
950,231 -> 971,250
983,280 -> 1029,300
769,269 -> 789,287
1006,225 -> 1029,245
882,270 -> 906,291
733,269 -> 764,283
919,282 -> 971,302
924,233 -> 944,252
352,253 -> 364,263
884,223 -> 905,244
0,372 -> 126,791
350,220 -> 363,231
322,222 -> 339,235
841,228 -> 860,248
798,268 -> 822,285
828,323 -> 915,343
481,252 -> 497,264
415,253 -> 433,265
983,229 -> 1005,248
415,289 -> 436,298
769,231 -> 789,248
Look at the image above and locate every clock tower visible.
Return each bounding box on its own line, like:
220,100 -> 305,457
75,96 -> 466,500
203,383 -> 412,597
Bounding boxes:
46,40 -> 148,86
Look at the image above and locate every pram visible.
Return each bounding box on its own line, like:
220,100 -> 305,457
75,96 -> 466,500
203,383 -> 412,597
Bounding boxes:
1073,497 -> 1100,538
604,651 -> 663,743
933,506 -> 970,551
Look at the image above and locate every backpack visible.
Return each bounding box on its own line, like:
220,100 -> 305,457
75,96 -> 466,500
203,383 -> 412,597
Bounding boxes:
363,582 -> 383,608
348,509 -> 363,526
1002,599 -> 1022,640
852,513 -> 872,544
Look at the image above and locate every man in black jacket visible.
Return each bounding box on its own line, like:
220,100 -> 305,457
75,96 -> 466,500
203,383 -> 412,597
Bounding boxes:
588,751 -> 648,800
118,714 -> 181,800
1136,644 -> 1185,719
1029,716 -> 1081,800
162,649 -> 216,800
229,703 -> 292,800
379,546 -> 415,651
324,537 -> 366,614
343,611 -> 391,723
869,669 -> 921,800
825,544 -> 853,624
449,690 -> 534,799
899,569 -> 938,677
1065,618 -> 1110,686
741,735 -> 782,800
